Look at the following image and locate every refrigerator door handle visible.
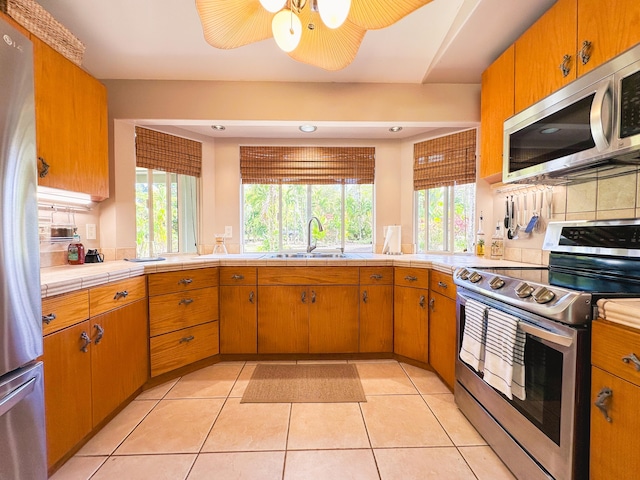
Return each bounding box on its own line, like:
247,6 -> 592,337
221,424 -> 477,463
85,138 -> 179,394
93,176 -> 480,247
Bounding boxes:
0,377 -> 36,418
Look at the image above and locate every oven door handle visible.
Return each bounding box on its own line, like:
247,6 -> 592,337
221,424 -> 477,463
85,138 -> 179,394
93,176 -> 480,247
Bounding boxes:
519,322 -> 573,347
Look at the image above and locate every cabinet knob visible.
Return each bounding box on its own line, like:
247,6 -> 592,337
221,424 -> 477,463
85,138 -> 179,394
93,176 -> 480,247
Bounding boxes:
622,353 -> 640,371
178,298 -> 194,306
113,290 -> 129,300
80,331 -> 91,353
301,291 -> 306,303
311,290 -> 316,304
594,387 -> 613,422
419,295 -> 426,308
42,313 -> 57,325
559,54 -> 572,77
362,290 -> 368,304
579,40 -> 592,65
429,297 -> 435,311
94,324 -> 104,344
249,290 -> 255,304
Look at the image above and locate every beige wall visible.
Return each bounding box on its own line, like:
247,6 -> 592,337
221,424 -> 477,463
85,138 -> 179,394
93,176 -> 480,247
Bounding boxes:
99,80 -> 481,256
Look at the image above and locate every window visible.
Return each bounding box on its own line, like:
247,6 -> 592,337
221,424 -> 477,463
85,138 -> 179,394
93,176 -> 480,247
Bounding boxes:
134,127 -> 201,257
413,129 -> 477,253
240,146 -> 374,253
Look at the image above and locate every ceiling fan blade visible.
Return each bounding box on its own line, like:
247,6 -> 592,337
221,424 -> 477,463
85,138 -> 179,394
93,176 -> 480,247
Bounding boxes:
195,0 -> 273,49
349,0 -> 433,30
288,8 -> 365,70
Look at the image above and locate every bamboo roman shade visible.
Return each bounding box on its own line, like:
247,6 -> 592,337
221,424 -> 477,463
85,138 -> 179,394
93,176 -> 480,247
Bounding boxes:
413,129 -> 476,190
135,126 -> 202,177
240,146 -> 375,184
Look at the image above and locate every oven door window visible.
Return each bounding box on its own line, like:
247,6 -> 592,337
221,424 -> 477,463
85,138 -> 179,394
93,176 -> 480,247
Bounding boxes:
511,335 -> 563,446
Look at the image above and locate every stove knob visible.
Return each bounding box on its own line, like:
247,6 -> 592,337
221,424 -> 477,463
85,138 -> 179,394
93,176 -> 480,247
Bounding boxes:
533,286 -> 556,304
469,272 -> 483,283
515,282 -> 535,298
457,268 -> 470,280
489,276 -> 505,289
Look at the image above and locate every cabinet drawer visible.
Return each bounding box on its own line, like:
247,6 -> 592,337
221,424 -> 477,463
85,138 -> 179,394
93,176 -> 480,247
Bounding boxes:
150,321 -> 219,377
593,320 -> 640,388
89,277 -> 147,317
360,267 -> 393,285
258,266 -> 359,285
42,290 -> 89,336
148,268 -> 218,296
149,286 -> 219,337
394,267 -> 429,289
219,267 -> 257,285
430,270 -> 456,300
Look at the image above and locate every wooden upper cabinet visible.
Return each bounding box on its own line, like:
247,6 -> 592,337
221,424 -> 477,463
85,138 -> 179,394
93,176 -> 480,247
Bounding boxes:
576,0 -> 640,76
480,45 -> 514,182
33,36 -> 109,200
514,0 -> 578,113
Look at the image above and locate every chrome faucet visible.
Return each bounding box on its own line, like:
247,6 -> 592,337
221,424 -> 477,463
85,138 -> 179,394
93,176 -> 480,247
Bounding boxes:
306,216 -> 324,252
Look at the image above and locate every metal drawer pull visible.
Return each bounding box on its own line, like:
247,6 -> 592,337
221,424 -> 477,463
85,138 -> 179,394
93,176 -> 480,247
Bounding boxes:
80,331 -> 91,352
370,274 -> 383,280
438,281 -> 448,288
429,297 -> 435,311
579,40 -> 591,65
419,295 -> 425,308
559,54 -> 572,77
622,353 -> 640,371
594,387 -> 613,422
178,278 -> 193,285
38,157 -> 49,178
301,291 -> 306,303
405,275 -> 418,282
42,313 -> 56,324
113,290 -> 129,300
179,335 -> 195,343
232,274 -> 245,280
94,324 -> 104,344
249,291 -> 255,303
363,290 -> 368,303
179,298 -> 194,306
311,290 -> 316,304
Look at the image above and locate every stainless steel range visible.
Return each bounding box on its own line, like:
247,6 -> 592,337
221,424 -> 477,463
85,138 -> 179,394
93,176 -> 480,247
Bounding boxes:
454,219 -> 640,480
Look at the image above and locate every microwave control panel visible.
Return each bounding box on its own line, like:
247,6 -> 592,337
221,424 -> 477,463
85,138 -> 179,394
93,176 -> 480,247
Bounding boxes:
620,69 -> 640,139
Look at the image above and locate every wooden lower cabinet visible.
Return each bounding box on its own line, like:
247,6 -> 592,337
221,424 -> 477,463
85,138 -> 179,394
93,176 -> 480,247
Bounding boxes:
90,299 -> 148,426
359,284 -> 393,353
393,285 -> 428,363
428,291 -> 456,389
257,286 -> 309,353
43,321 -> 92,469
220,285 -> 257,353
309,286 -> 359,353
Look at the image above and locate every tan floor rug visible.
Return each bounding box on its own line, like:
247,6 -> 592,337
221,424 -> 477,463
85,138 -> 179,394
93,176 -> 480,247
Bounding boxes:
240,364 -> 366,403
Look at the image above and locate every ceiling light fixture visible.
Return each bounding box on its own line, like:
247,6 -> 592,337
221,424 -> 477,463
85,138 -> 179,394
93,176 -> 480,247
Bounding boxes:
195,0 -> 433,71
389,126 -> 403,133
299,124 -> 317,133
211,125 -> 226,131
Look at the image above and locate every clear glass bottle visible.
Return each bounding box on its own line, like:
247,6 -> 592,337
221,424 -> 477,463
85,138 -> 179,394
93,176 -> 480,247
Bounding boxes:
68,233 -> 85,265
491,222 -> 504,259
475,211 -> 485,256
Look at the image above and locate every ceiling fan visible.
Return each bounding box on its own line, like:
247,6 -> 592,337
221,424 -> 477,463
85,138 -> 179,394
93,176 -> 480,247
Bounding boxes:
195,0 -> 433,71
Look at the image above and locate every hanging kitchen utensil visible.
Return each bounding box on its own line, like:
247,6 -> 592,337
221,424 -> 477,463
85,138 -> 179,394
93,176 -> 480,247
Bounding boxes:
535,188 -> 545,233
525,191 -> 539,233
546,187 -> 553,219
504,197 -> 510,229
507,196 -> 514,239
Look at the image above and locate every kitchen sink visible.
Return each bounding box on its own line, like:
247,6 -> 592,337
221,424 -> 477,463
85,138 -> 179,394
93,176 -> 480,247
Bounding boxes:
266,252 -> 349,259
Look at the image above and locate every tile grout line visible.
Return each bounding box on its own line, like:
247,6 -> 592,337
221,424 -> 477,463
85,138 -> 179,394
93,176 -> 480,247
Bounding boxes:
282,402 -> 293,480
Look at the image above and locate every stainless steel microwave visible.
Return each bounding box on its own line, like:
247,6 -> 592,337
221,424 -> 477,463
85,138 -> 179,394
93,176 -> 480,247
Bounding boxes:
503,43 -> 640,184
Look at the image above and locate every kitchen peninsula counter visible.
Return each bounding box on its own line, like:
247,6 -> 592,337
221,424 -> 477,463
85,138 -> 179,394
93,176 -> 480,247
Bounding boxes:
40,253 -> 530,298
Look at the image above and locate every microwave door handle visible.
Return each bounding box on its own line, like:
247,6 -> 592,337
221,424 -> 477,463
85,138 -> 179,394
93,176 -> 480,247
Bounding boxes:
590,81 -> 613,151
519,322 -> 573,348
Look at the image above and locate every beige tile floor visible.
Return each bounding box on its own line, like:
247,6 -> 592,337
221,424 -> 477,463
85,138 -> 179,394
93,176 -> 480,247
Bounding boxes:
49,360 -> 515,480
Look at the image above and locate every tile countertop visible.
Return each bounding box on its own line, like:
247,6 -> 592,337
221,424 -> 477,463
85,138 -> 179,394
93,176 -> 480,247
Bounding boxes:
39,253 -> 532,298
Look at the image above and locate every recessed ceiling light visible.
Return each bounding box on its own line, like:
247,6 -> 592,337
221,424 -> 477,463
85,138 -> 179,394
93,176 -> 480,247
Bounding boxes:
389,126 -> 403,133
211,125 -> 226,131
299,125 -> 317,133
540,127 -> 560,134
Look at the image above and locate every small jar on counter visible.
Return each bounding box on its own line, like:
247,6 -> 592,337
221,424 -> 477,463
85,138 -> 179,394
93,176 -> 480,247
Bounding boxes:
68,234 -> 85,265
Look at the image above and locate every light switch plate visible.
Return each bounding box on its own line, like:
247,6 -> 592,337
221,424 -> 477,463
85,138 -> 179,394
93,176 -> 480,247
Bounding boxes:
86,224 -> 96,240
224,226 -> 232,238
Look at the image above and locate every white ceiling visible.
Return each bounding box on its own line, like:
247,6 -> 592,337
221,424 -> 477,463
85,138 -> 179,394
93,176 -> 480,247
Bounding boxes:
36,0 -> 556,139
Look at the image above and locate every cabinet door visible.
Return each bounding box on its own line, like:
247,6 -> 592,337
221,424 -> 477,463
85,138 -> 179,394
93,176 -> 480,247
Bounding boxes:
514,0 -> 577,113
220,285 -> 257,354
359,285 -> 393,353
590,366 -> 640,479
90,299 -> 148,427
480,45 -> 514,181
309,286 -> 359,353
577,0 -> 640,76
393,286 -> 428,363
43,321 -> 92,468
428,291 -> 456,390
257,286 -> 308,353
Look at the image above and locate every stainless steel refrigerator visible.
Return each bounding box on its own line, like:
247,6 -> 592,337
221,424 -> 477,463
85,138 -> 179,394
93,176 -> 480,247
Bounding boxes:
0,16 -> 47,480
